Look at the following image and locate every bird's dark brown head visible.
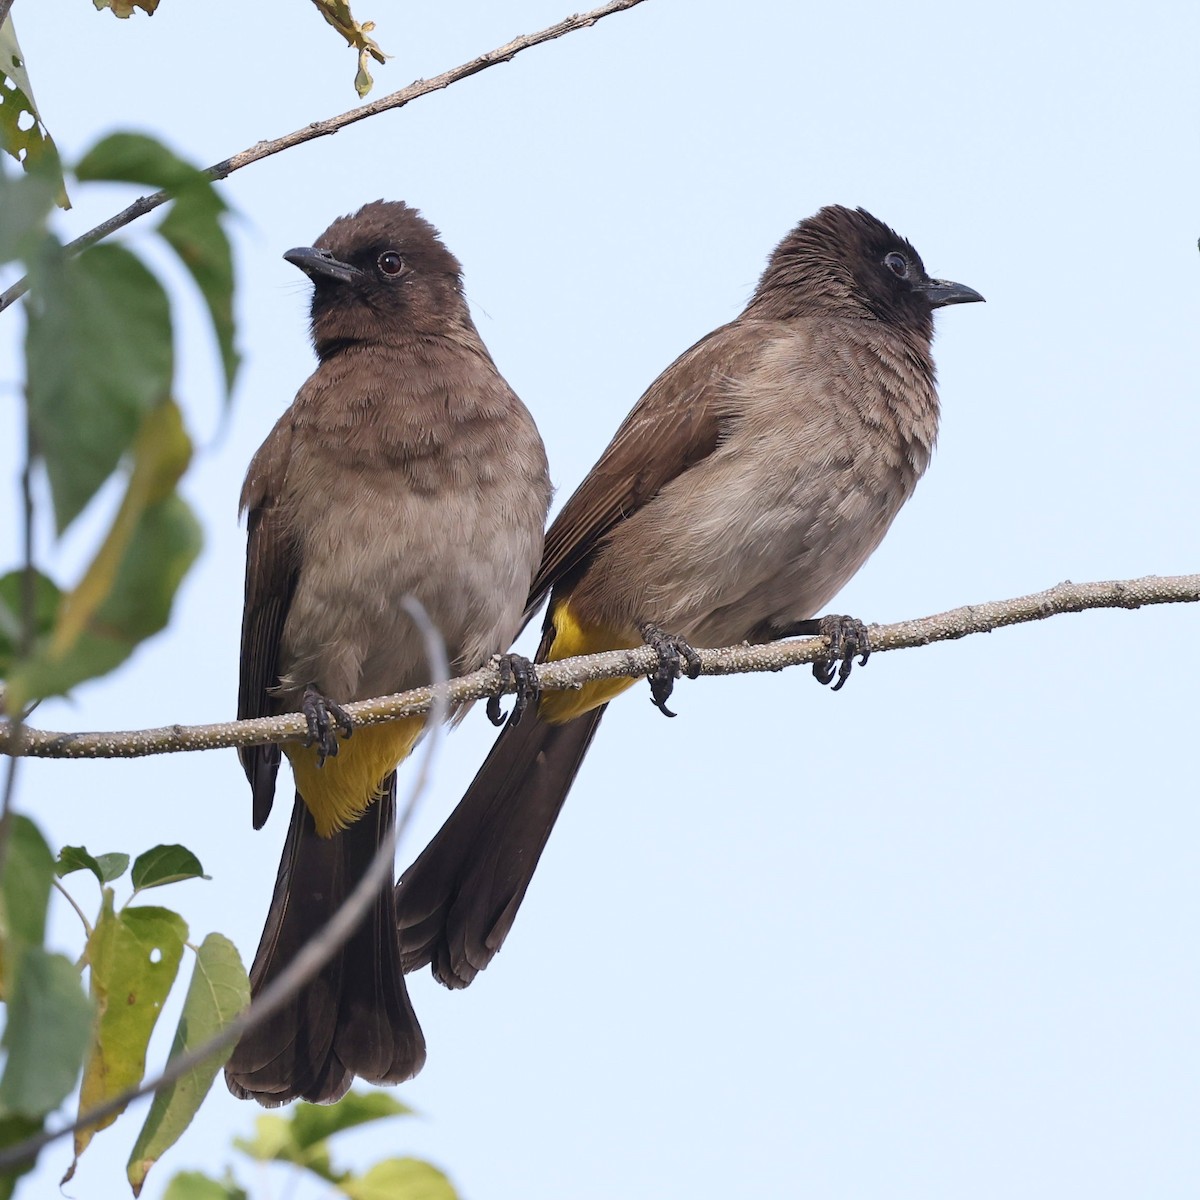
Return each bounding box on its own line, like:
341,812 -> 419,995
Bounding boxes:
286,200 -> 469,357
750,205 -> 983,340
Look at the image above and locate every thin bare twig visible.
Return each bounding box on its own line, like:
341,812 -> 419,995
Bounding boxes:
2,573 -> 1196,763
50,878 -> 93,940
0,598 -> 450,1174
0,0 -> 650,313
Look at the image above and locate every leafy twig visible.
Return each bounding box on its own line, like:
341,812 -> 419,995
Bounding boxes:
0,597 -> 450,1173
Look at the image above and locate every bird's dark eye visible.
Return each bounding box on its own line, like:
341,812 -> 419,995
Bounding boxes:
884,252 -> 909,279
378,251 -> 405,277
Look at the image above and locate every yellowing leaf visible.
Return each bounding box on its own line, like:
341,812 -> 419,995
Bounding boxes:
310,0 -> 388,96
92,0 -> 162,17
337,1157 -> 458,1200
73,896 -> 186,1163
8,404 -> 201,709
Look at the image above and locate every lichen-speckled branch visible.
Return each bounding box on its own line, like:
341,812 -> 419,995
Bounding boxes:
2,573 -> 1196,761
0,0 -> 651,313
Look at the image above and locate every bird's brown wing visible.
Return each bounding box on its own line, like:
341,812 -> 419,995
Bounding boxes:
525,319 -> 768,621
237,419 -> 301,830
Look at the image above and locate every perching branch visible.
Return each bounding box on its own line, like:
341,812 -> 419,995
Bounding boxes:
2,573 -> 1196,762
0,0 -> 651,313
0,598 -> 451,1174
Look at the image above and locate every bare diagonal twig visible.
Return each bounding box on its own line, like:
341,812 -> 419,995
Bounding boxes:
2,573 -> 1196,762
0,0 -> 651,313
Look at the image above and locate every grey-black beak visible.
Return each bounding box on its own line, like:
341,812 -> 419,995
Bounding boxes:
921,277 -> 985,308
284,246 -> 361,285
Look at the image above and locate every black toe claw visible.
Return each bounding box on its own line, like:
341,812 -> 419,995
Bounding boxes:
810,615 -> 871,692
488,653 -> 540,727
301,683 -> 354,766
639,622 -> 700,718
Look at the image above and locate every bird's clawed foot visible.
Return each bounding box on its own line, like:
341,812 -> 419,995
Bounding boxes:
639,621 -> 702,718
487,653 -> 540,727
301,683 -> 354,765
809,614 -> 871,691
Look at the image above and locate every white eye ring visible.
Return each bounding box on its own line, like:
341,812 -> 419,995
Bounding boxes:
378,251 -> 405,276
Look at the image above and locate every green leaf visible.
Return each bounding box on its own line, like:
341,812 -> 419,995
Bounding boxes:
95,852 -> 132,882
73,897 -> 186,1161
25,240 -> 173,533
0,1113 -> 44,1199
56,845 -> 102,884
0,569 -> 61,679
338,1158 -> 458,1200
7,402 -> 202,708
0,946 -> 93,1117
161,1171 -> 248,1200
75,132 -> 207,192
56,847 -> 130,885
131,844 -> 209,893
127,934 -> 250,1197
0,815 -> 54,964
75,132 -> 239,399
0,822 -> 82,1122
159,189 -> 239,398
0,158 -> 58,264
0,16 -> 65,195
234,1115 -> 340,1184
291,1092 -> 415,1151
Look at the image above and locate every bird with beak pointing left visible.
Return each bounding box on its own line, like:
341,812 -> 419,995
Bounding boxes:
224,200 -> 551,1106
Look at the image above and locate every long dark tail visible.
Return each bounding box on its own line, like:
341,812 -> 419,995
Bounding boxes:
395,707 -> 607,989
225,775 -> 426,1105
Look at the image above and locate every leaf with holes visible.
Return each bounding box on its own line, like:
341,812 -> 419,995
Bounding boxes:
72,896 -> 186,1165
0,16 -> 64,194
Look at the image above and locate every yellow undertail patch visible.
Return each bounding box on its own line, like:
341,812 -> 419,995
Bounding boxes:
284,716 -> 426,838
537,599 -> 641,725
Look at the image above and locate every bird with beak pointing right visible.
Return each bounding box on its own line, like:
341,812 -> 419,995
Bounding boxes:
394,204 -> 984,996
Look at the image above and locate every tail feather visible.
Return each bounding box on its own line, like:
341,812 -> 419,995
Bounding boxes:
396,707 -> 606,988
226,776 -> 426,1105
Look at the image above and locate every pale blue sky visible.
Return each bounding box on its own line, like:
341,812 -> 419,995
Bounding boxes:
3,1 -> 1199,1197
